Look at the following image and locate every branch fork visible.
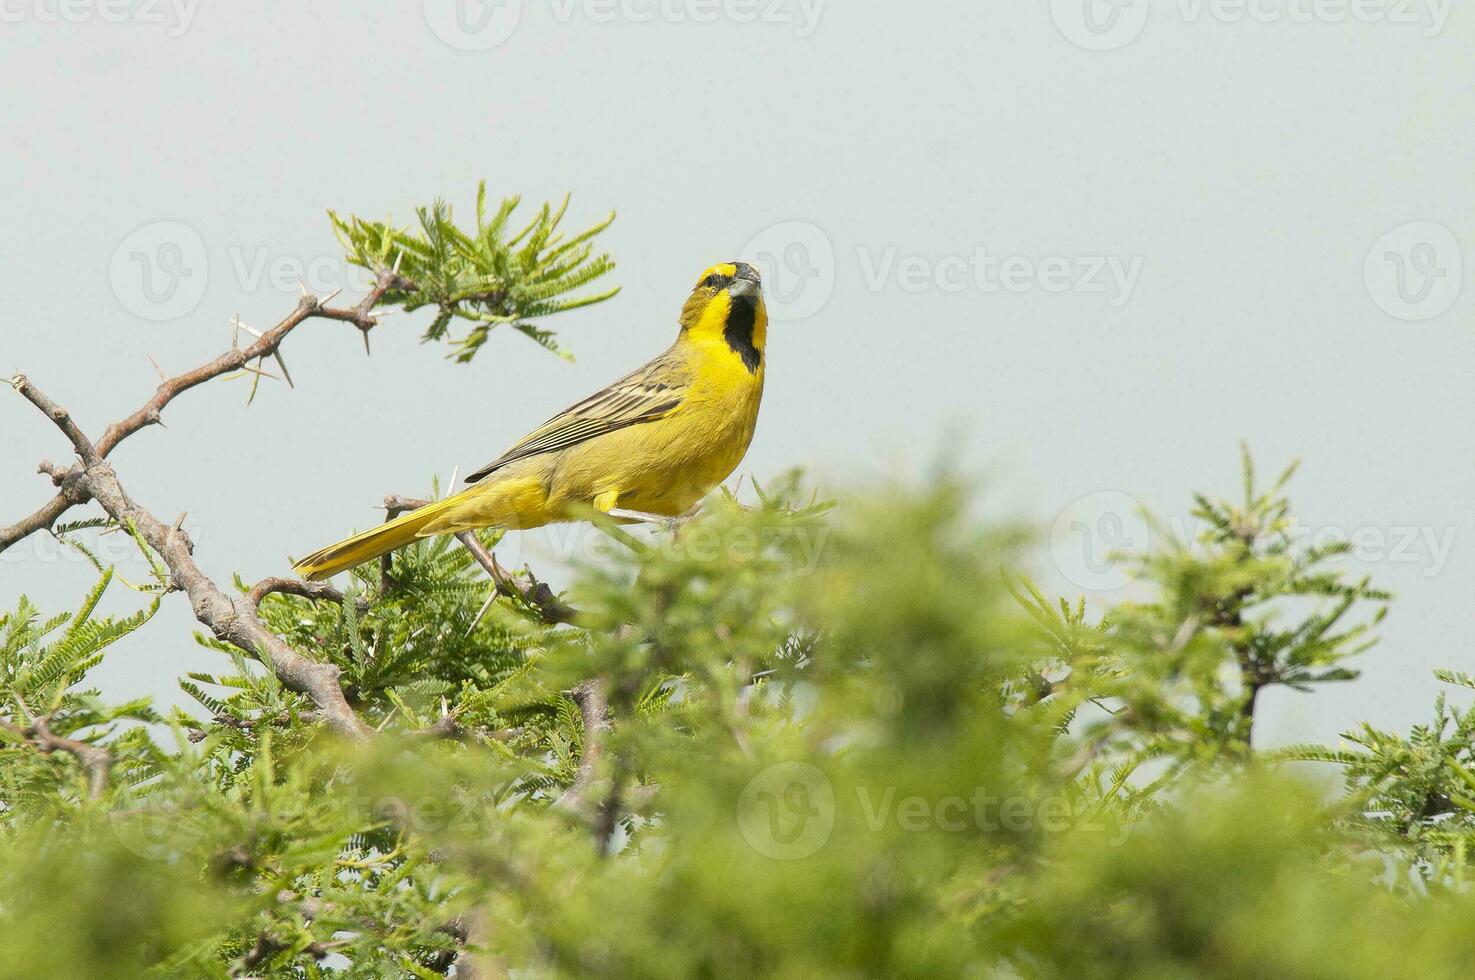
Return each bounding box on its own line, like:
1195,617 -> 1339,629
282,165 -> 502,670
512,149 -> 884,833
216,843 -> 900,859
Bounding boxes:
1,275 -> 415,739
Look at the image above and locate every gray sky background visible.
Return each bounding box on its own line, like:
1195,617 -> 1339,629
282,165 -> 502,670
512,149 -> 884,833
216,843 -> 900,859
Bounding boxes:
2,1 -> 1471,750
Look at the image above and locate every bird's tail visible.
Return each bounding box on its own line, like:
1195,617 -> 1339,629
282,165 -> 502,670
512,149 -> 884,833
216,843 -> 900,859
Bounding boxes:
293,495 -> 466,582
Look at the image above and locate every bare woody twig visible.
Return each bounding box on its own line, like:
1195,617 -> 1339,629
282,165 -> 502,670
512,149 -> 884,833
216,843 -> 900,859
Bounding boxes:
7,368 -> 378,741
0,492 -> 78,555
0,270 -> 410,556
247,576 -> 370,613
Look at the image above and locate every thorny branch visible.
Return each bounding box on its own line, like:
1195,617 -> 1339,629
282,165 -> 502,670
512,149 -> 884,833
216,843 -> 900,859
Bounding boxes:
1,273 -> 411,739
0,269 -> 409,557
10,371 -> 374,739
3,264 -> 589,750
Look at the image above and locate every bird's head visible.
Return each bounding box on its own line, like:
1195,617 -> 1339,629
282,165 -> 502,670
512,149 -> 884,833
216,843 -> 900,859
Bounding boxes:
678,261 -> 766,373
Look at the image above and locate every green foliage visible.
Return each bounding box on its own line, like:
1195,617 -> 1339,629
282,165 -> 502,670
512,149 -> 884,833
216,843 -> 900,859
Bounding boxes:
0,456 -> 1466,976
332,181 -> 619,362
999,773 -> 1475,978
1019,446 -> 1387,789
1278,667 -> 1475,882
0,570 -> 159,809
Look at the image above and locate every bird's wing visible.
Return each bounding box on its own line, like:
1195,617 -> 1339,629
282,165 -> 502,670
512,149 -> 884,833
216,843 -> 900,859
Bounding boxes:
465,348 -> 690,483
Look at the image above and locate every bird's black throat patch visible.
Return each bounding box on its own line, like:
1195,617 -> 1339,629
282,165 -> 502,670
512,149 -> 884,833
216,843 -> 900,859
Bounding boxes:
724,298 -> 762,373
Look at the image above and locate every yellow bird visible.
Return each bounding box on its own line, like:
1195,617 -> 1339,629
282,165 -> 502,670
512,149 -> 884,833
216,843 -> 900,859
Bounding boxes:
293,261 -> 768,581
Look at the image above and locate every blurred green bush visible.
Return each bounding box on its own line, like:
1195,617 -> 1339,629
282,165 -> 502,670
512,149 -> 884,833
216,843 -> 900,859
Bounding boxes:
2,459 -> 1470,978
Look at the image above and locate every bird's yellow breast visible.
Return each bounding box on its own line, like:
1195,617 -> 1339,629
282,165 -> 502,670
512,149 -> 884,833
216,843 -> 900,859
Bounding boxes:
547,337 -> 764,516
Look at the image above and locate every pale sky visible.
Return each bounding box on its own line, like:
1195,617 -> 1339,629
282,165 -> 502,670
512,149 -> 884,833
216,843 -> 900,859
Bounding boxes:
2,1 -> 1471,749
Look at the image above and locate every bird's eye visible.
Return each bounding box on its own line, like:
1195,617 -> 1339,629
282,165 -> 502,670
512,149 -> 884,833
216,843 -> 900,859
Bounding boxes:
701,274 -> 727,289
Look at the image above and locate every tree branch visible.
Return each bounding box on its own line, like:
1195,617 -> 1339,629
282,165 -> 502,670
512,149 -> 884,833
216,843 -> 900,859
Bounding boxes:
247,576 -> 370,613
8,379 -> 376,740
1,268 -> 411,556
0,491 -> 76,554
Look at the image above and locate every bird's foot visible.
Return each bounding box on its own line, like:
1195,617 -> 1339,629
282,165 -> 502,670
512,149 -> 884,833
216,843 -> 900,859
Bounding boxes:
607,508 -> 691,534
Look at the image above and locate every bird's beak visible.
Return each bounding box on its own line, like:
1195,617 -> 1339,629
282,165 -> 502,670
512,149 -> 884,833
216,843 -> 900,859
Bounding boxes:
729,276 -> 760,301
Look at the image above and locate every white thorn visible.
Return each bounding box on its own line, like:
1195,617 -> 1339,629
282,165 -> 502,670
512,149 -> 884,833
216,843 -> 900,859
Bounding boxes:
147,353 -> 169,382
468,586 -> 497,635
320,286 -> 343,306
239,362 -> 280,381
448,466 -> 460,493
297,276 -> 310,297
392,250 -> 405,275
